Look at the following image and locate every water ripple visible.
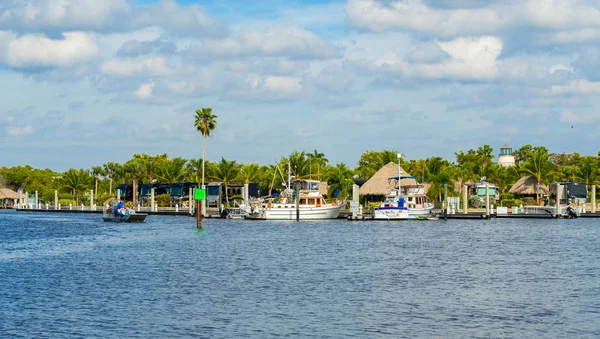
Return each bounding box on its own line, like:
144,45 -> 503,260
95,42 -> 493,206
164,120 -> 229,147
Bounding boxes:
1,212 -> 599,337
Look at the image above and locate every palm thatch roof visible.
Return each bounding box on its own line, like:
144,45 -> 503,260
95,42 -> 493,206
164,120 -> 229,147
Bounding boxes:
509,176 -> 549,195
359,162 -> 418,195
0,188 -> 19,199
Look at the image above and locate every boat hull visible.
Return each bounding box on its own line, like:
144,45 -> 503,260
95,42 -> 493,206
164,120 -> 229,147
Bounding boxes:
103,213 -> 147,223
373,208 -> 417,220
246,204 -> 342,220
408,205 -> 434,217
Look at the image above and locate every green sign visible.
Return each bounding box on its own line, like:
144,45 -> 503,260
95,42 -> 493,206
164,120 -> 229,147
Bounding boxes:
194,188 -> 205,201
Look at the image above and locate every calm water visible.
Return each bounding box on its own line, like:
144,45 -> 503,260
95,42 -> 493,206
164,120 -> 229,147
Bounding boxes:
1,210 -> 599,338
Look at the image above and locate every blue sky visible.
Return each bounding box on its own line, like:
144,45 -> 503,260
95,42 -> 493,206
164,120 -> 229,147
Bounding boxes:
1,0 -> 600,171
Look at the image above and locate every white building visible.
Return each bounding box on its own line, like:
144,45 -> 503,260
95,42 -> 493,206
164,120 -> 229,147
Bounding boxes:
497,144 -> 515,168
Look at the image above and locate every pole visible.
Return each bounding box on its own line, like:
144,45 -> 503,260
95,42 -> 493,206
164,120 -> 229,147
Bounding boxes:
90,189 -> 93,210
35,191 -> 39,209
295,183 -> 300,221
463,185 -> 468,214
201,184 -> 206,217
556,183 -> 561,218
151,188 -> 155,212
485,183 -> 490,218
196,199 -> 202,228
397,153 -> 402,198
189,187 -> 193,215
592,185 -> 596,213
54,190 -> 58,210
443,184 -> 447,220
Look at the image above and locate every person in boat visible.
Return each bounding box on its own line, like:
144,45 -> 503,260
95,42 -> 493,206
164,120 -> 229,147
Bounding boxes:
114,198 -> 126,216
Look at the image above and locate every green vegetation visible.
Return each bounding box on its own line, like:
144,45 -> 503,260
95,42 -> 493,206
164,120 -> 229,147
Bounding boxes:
0,107 -> 598,205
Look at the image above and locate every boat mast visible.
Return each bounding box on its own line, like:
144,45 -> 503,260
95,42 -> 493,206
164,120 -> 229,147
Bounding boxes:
288,158 -> 291,193
397,153 -> 402,197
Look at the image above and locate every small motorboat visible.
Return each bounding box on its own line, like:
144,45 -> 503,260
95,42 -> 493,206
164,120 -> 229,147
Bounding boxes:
102,198 -> 147,223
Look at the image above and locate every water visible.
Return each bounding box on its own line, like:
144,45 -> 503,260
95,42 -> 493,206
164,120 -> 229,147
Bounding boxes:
1,210 -> 599,338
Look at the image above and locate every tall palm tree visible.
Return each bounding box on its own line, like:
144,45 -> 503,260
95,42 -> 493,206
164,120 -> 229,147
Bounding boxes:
212,157 -> 239,204
103,162 -> 120,195
62,169 -> 92,205
91,165 -> 104,203
194,108 -> 218,187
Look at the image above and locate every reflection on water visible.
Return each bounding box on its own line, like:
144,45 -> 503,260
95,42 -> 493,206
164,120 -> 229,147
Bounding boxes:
1,210 -> 599,338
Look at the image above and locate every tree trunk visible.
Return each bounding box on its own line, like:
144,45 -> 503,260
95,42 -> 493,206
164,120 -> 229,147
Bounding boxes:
202,134 -> 206,186
133,175 -> 138,206
95,175 -> 99,204
225,181 -> 229,204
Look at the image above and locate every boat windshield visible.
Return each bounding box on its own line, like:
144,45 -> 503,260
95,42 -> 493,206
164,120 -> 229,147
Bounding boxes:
170,184 -> 184,197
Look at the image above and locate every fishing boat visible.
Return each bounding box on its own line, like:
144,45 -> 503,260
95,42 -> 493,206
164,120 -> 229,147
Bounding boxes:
102,198 -> 147,223
245,179 -> 342,220
373,153 -> 433,220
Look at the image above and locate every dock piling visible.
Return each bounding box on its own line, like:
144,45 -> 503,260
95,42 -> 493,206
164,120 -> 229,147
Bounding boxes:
592,185 -> 596,213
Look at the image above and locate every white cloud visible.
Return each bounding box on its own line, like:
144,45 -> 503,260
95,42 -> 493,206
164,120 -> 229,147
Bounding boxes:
6,116 -> 14,123
101,56 -> 172,77
0,0 -> 131,31
134,0 -> 227,37
526,0 -> 600,30
8,125 -> 33,136
188,26 -> 339,59
542,28 -> 600,45
551,79 -> 600,94
134,82 -> 155,99
372,36 -> 503,80
344,0 -> 508,36
0,31 -> 99,68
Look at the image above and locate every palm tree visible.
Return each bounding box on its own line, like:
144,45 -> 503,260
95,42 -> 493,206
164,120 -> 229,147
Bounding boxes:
238,163 -> 262,184
186,158 -> 203,183
124,159 -> 144,205
286,151 -> 309,179
103,162 -> 120,195
578,159 -> 598,185
62,169 -> 92,205
159,157 -> 189,183
307,150 -> 328,180
212,157 -> 239,204
520,148 -> 557,203
323,163 -> 354,199
91,166 -> 104,203
194,108 -> 218,187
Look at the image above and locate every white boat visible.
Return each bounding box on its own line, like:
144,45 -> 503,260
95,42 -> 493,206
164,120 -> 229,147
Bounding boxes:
245,180 -> 342,220
373,175 -> 434,220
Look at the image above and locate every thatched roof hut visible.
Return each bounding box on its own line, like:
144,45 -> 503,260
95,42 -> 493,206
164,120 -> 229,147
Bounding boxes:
509,176 -> 549,195
0,188 -> 19,199
359,162 -> 418,195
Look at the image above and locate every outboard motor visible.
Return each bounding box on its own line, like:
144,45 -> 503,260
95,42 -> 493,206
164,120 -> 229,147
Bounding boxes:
220,208 -> 230,219
566,205 -> 577,218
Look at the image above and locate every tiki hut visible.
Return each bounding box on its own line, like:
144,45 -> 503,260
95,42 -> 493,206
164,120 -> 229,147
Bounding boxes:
509,176 -> 549,198
0,188 -> 19,208
359,162 -> 418,196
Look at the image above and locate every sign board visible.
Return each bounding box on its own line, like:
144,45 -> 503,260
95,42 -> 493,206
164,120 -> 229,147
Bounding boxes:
350,201 -> 359,208
194,189 -> 205,201
350,207 -> 359,213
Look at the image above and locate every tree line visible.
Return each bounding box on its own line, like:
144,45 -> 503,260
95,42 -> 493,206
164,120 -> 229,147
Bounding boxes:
1,145 -> 599,206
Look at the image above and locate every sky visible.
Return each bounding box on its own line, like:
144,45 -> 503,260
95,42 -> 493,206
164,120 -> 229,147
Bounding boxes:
1,0 -> 600,171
